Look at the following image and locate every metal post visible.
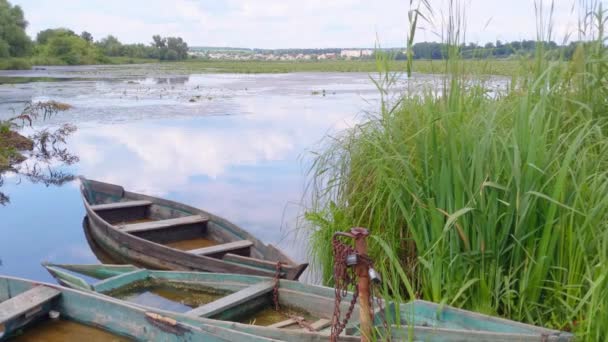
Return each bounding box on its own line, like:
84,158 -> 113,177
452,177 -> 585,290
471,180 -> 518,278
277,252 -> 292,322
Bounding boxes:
350,227 -> 371,342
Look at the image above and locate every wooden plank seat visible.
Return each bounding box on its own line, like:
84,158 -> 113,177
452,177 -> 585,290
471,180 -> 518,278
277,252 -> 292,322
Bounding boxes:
0,286 -> 61,323
90,200 -> 152,211
188,240 -> 253,257
120,215 -> 208,233
185,281 -> 274,318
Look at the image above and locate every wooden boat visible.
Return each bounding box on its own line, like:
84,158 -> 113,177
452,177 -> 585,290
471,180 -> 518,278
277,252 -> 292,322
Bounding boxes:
0,275 -> 277,341
44,263 -> 574,341
78,177 -> 307,280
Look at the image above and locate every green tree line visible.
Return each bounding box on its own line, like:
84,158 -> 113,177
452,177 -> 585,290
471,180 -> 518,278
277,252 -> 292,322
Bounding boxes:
395,40 -> 580,60
0,0 -> 189,69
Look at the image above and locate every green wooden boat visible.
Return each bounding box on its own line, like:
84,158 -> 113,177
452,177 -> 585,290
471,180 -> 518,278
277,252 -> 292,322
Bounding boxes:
79,177 -> 307,280
43,263 -> 573,341
0,275 -> 276,341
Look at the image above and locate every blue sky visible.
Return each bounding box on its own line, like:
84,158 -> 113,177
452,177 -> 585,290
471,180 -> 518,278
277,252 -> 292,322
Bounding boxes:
14,0 -> 587,48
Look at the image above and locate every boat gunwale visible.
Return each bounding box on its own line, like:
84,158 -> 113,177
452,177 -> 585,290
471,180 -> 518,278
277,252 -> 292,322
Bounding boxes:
78,177 -> 307,280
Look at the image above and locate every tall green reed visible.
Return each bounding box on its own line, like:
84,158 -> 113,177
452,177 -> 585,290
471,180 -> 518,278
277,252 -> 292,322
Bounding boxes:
304,1 -> 608,340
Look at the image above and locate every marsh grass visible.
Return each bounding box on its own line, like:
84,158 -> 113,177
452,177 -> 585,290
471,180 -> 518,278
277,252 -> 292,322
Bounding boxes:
305,1 -> 608,340
160,58 -> 522,76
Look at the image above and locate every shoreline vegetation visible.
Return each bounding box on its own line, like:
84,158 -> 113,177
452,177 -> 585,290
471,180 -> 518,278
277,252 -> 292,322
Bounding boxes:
0,58 -> 525,76
304,1 -> 608,341
0,101 -> 75,206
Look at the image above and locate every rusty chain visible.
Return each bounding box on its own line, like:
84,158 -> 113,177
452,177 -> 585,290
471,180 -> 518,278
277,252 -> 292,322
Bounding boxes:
330,235 -> 360,341
370,279 -> 390,340
273,261 -> 282,311
330,234 -> 390,342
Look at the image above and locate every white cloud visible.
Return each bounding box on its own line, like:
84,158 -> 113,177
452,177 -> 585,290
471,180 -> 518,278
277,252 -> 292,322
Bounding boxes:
14,0 -> 589,48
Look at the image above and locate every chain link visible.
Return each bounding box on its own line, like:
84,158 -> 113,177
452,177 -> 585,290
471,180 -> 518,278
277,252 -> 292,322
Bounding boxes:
330,235 -> 360,341
330,234 -> 390,342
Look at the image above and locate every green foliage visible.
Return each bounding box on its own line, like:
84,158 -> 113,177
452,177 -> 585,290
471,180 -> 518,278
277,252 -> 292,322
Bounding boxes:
36,28 -> 75,45
80,31 -> 93,43
96,35 -> 122,56
0,57 -> 31,69
305,2 -> 608,341
0,0 -> 32,57
39,33 -> 103,65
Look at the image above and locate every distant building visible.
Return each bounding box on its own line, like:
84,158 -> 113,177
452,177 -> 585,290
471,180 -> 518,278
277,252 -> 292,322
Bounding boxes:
341,49 -> 362,58
318,53 -> 337,60
361,49 -> 373,57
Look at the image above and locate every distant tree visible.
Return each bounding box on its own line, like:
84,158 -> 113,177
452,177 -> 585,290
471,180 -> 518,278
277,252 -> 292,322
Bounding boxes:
152,35 -> 166,48
149,35 -> 188,60
44,34 -> 102,65
36,28 -> 75,45
165,49 -> 178,60
97,35 -> 123,56
80,31 -> 93,43
165,37 -> 188,59
0,0 -> 32,57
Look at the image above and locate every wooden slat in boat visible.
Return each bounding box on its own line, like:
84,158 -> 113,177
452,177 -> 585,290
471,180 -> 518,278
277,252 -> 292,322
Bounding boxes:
91,200 -> 152,211
93,269 -> 149,292
223,253 -> 279,269
0,286 -> 60,323
300,318 -> 330,332
186,281 -> 275,318
188,240 -> 253,256
267,318 -> 298,329
121,215 -> 208,233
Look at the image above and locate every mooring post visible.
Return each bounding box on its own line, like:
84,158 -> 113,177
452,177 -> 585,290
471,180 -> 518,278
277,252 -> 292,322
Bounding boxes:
351,227 -> 371,342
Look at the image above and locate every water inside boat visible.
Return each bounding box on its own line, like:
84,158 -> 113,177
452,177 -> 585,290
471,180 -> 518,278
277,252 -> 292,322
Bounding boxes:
9,318 -> 132,341
235,305 -> 317,327
165,237 -> 219,250
102,278 -> 318,327
107,279 -> 228,313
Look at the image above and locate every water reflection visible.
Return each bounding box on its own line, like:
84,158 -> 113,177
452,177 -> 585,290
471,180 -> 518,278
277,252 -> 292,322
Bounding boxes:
1,68 -> 495,284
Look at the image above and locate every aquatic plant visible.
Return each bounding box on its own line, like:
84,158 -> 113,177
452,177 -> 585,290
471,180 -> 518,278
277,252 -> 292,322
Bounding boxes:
0,100 -> 78,204
305,1 -> 608,340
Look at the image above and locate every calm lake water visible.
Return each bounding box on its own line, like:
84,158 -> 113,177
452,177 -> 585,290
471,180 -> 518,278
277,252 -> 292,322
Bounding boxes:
0,65 -> 446,284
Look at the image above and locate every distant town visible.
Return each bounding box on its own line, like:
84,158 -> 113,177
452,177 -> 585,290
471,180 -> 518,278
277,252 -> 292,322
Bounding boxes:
189,47 -> 377,61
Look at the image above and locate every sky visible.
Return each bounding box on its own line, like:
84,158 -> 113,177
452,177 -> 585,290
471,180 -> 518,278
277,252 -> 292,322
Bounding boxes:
13,0 -> 593,49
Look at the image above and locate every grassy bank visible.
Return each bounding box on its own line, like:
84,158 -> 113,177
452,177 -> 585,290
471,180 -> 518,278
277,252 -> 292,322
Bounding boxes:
0,56 -> 522,76
0,56 -> 157,70
305,3 -> 608,341
157,58 -> 521,76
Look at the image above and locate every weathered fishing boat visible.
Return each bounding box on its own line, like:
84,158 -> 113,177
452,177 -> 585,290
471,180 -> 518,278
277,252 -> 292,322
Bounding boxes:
0,275 -> 276,341
44,263 -> 573,341
79,177 -> 308,280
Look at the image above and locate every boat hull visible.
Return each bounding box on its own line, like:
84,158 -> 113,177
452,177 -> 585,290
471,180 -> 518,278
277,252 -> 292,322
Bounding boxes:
80,177 -> 307,280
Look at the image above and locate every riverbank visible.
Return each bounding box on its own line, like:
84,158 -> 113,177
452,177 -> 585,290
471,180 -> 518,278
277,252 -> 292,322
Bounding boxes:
0,58 -> 523,76
0,129 -> 32,170
0,56 -> 157,71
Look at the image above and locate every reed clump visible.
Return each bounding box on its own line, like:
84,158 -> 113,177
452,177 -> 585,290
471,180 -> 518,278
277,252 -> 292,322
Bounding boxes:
305,1 -> 608,340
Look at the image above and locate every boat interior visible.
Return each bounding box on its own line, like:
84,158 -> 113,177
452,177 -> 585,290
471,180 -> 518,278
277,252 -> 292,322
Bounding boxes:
44,265 -> 360,335
81,178 -> 307,280
0,279 -> 129,341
